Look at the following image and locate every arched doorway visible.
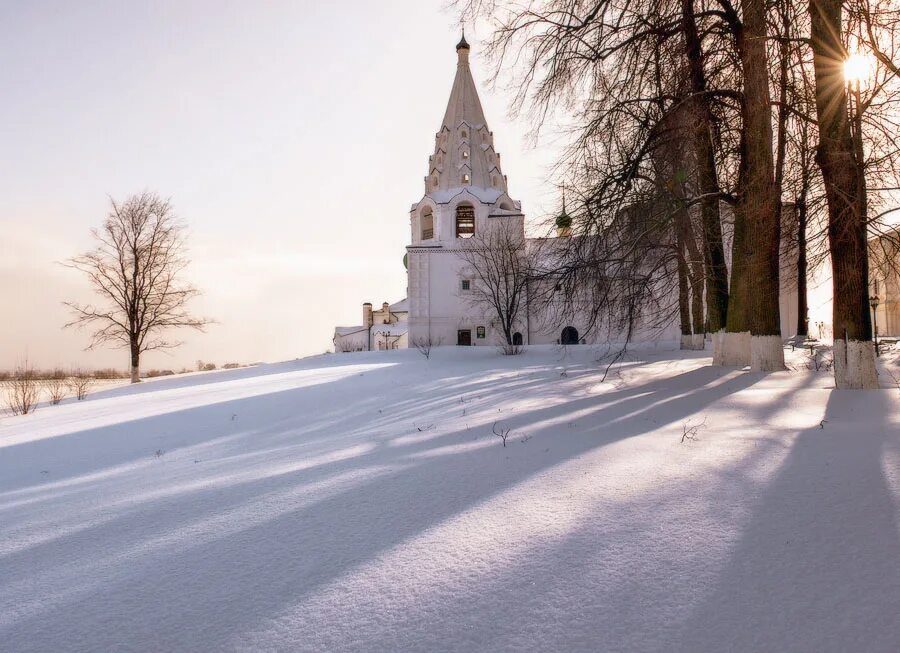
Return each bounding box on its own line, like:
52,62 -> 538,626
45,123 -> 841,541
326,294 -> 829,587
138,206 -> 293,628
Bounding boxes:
512,332 -> 523,346
561,326 -> 579,345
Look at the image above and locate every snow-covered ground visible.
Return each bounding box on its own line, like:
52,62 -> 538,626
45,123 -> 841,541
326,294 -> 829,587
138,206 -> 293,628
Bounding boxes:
1,345 -> 899,652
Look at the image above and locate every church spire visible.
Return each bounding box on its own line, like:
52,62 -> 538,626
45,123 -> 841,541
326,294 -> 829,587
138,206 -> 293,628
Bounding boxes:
425,34 -> 506,197
441,31 -> 486,130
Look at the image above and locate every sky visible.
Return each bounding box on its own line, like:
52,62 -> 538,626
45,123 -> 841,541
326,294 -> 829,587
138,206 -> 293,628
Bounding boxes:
0,0 -> 565,371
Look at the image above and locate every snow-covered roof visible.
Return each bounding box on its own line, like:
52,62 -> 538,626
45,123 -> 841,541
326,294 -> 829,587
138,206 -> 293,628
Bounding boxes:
389,298 -> 409,313
426,186 -> 506,205
488,208 -> 525,218
334,326 -> 367,337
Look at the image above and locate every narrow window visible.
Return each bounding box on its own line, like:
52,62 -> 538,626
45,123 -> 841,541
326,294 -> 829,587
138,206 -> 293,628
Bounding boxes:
462,150 -> 469,159
461,129 -> 468,139
476,326 -> 486,339
461,279 -> 471,291
421,208 -> 434,240
456,204 -> 475,238
432,175 -> 439,188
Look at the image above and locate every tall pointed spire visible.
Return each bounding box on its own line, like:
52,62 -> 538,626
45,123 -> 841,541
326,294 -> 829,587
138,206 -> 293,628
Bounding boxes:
441,31 -> 487,131
425,35 -> 506,197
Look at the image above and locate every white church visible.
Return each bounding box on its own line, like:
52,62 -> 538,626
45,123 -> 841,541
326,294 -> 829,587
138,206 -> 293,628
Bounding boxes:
333,35 -> 797,352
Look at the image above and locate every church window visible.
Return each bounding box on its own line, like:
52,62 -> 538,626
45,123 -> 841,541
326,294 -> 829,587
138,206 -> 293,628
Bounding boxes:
461,129 -> 468,138
462,150 -> 469,159
421,208 -> 434,240
476,326 -> 486,339
461,279 -> 471,291
456,203 -> 475,238
491,175 -> 497,187
432,175 -> 439,188
462,173 -> 470,184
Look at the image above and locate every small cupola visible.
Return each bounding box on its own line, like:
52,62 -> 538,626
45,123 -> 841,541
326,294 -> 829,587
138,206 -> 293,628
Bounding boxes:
556,195 -> 572,237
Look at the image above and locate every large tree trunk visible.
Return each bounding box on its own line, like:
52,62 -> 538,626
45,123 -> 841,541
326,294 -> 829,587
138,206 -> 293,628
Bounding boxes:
740,0 -> 785,371
682,0 -> 729,360
809,0 -> 877,388
130,341 -> 141,384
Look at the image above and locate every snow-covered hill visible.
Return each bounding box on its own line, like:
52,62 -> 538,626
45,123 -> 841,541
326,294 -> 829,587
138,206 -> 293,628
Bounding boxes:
1,346 -> 899,652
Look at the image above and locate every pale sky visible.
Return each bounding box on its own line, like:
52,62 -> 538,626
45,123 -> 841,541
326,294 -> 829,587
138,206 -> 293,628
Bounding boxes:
0,0 -> 563,371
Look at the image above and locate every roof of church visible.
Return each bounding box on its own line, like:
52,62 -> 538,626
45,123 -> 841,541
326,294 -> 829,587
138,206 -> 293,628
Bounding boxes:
418,37 -> 512,202
389,297 -> 409,312
440,38 -> 487,134
334,326 -> 367,337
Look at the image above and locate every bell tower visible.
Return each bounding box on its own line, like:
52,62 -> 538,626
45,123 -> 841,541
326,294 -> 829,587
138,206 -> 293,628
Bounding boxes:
406,35 -> 525,345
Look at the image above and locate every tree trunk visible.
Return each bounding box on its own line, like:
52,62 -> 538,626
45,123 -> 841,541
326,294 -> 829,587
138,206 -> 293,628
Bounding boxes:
677,239 -> 693,349
722,138 -> 752,366
672,194 -> 706,350
796,195 -> 809,337
130,342 -> 141,383
740,0 -> 785,371
809,0 -> 877,388
682,0 -> 729,358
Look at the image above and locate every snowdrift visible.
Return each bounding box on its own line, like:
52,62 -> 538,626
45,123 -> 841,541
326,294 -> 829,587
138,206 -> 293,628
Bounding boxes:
1,346 -> 898,652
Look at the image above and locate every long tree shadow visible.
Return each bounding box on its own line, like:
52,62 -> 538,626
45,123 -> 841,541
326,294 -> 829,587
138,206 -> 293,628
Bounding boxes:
1,364 -> 759,652
664,389 -> 900,653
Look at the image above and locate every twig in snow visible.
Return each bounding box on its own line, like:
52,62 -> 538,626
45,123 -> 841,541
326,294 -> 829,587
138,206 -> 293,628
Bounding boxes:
416,424 -> 434,432
492,421 -> 512,447
681,417 -> 706,443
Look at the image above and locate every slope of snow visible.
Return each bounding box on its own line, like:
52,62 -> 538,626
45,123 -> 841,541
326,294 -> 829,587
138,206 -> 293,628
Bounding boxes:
1,346 -> 898,652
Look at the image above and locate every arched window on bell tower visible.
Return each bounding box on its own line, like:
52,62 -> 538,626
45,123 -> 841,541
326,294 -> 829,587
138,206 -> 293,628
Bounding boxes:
421,207 -> 434,240
456,203 -> 475,238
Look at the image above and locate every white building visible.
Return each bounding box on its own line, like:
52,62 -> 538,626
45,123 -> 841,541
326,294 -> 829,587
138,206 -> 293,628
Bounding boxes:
335,34 -> 679,352
334,300 -> 408,352
334,35 -> 797,353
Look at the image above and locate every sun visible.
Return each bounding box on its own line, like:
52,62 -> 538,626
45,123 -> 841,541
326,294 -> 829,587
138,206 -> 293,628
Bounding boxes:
844,52 -> 874,85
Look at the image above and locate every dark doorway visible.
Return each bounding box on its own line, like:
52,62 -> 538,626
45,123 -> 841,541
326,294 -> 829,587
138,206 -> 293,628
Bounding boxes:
512,332 -> 523,346
457,329 -> 472,346
561,326 -> 579,345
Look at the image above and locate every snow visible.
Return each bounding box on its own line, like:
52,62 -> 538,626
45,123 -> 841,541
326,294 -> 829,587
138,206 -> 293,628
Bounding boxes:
334,326 -> 367,337
1,346 -> 899,652
388,297 -> 409,312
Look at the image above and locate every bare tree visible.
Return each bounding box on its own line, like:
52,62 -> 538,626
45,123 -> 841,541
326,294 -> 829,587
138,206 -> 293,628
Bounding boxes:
4,358 -> 40,416
412,335 -> 443,359
43,378 -> 68,405
65,192 -> 210,383
68,370 -> 94,401
458,219 -> 531,346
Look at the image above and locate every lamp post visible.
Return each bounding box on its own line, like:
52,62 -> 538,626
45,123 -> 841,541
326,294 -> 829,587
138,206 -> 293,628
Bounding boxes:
870,294 -> 880,356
